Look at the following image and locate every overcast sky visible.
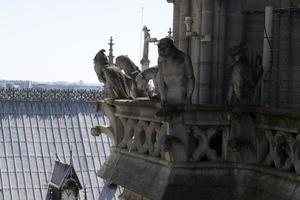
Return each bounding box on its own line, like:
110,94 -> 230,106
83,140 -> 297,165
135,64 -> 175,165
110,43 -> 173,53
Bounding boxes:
0,0 -> 173,83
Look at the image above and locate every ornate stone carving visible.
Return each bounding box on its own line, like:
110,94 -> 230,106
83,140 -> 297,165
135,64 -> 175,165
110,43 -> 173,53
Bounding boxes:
257,130 -> 295,171
135,66 -> 159,98
115,55 -> 141,79
117,115 -> 168,158
92,99 -> 300,178
157,38 -> 195,106
191,126 -> 229,161
0,88 -> 103,102
94,49 -> 134,99
227,44 -> 263,105
255,110 -> 300,174
91,100 -> 120,145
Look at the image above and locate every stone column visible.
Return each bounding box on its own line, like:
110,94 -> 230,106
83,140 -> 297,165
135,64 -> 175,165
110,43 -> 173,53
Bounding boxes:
169,0 -> 180,48
261,6 -> 273,106
108,36 -> 114,65
212,0 -> 226,104
178,0 -> 190,54
199,0 -> 214,104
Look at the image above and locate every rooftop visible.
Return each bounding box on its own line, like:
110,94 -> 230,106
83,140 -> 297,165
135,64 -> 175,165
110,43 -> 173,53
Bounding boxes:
0,88 -> 119,200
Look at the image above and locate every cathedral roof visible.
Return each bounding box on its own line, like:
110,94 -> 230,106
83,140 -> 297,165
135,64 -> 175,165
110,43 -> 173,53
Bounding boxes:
0,89 -> 119,200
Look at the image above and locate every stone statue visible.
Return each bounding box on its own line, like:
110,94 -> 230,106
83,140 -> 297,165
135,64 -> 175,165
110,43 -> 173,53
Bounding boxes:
115,55 -> 141,79
94,49 -> 107,83
141,26 -> 152,70
93,49 -> 134,99
227,44 -> 263,105
142,26 -> 150,39
115,55 -> 150,97
157,38 -> 195,106
135,66 -> 159,98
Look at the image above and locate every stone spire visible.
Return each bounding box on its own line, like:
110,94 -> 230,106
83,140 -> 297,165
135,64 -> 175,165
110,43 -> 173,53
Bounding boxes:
108,36 -> 114,65
140,26 -> 151,71
168,27 -> 173,38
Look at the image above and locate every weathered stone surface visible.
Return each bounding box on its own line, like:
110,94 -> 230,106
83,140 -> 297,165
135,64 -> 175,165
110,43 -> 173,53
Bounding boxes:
92,100 -> 300,200
99,149 -> 300,200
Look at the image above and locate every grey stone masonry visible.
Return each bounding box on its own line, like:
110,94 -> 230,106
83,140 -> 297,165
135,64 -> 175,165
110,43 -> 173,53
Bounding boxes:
92,99 -> 300,200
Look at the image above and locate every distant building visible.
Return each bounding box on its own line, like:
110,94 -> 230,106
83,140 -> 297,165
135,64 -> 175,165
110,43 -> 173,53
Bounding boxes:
0,80 -> 102,90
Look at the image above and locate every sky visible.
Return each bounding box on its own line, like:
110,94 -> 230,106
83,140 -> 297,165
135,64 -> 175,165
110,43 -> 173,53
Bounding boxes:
0,0 -> 173,84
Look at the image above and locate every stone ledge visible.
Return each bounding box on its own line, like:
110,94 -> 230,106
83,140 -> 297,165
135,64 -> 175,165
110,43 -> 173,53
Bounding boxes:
98,149 -> 300,200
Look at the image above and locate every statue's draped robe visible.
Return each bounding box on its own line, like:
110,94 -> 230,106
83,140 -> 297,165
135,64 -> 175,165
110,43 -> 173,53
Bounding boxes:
103,66 -> 132,99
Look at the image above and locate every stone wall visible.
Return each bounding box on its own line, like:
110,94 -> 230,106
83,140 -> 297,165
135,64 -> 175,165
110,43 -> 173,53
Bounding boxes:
168,0 -> 300,109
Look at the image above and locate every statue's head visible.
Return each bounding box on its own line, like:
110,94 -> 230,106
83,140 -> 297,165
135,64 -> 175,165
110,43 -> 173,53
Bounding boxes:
115,56 -> 131,69
157,38 -> 174,58
93,49 -> 108,65
115,56 -> 139,77
230,42 -> 247,61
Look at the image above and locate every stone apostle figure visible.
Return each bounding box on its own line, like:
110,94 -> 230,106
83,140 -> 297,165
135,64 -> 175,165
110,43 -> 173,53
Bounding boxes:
227,44 -> 263,105
93,49 -> 133,99
157,38 -> 195,106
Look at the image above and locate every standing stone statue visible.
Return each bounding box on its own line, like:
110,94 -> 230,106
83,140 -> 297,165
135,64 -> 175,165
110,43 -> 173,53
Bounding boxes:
93,49 -> 133,99
157,38 -> 195,106
227,44 -> 263,105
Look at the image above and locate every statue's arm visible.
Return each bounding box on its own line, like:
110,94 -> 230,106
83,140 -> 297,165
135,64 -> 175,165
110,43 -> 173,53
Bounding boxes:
185,57 -> 195,103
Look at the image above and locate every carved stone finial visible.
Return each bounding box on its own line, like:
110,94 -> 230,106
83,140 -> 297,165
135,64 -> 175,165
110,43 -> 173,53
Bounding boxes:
167,28 -> 173,38
108,36 -> 114,65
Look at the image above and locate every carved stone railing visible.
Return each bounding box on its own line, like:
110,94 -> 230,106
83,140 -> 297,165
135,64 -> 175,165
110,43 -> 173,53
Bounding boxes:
254,108 -> 300,174
91,99 -> 231,162
0,88 -> 104,102
92,100 -> 300,200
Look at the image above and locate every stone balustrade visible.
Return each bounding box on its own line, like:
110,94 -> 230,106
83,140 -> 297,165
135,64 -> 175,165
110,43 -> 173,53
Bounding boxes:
91,99 -> 231,162
255,108 -> 300,174
91,100 -> 300,200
